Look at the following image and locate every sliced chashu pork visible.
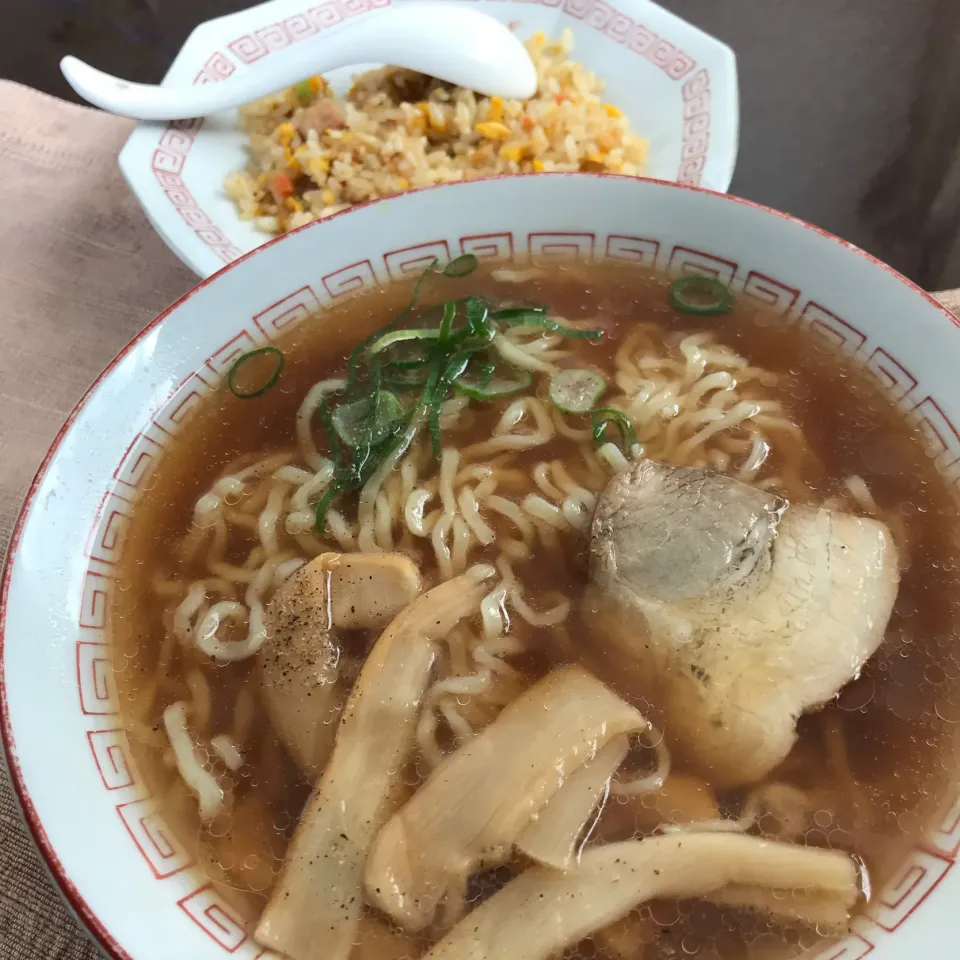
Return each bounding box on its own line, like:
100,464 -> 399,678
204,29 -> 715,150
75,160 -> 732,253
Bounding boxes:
258,552 -> 421,778
586,459 -> 899,788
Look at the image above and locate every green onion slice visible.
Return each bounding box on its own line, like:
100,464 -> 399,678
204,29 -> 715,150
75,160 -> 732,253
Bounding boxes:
465,297 -> 495,341
592,407 -> 636,451
549,368 -> 606,415
454,365 -> 533,401
369,328 -> 442,354
493,309 -> 604,341
442,253 -> 479,278
668,276 -> 734,316
227,347 -> 284,399
331,391 -> 403,448
383,365 -> 431,390
438,300 -> 457,342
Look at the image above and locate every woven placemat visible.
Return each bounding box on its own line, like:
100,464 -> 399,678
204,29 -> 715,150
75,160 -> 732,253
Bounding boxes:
0,79 -> 957,959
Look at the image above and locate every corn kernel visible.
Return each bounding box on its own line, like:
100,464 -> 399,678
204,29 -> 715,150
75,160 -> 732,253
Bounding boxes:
475,121 -> 511,141
322,189 -> 335,206
276,122 -> 296,146
309,156 -> 331,177
500,145 -> 522,163
602,103 -> 623,118
284,196 -> 304,212
309,76 -> 322,93
487,96 -> 504,122
395,177 -> 410,190
532,159 -> 545,172
586,150 -> 605,164
531,31 -> 546,47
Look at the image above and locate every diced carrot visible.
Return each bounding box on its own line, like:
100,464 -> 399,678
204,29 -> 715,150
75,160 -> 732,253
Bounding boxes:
521,117 -> 535,131
556,94 -> 569,105
272,172 -> 294,201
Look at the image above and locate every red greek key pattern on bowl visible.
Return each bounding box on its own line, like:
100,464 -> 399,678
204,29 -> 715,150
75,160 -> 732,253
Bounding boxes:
77,641 -> 117,716
549,0 -> 696,81
460,233 -> 515,261
112,432 -> 165,501
529,232 -> 595,259
79,570 -> 111,631
679,68 -> 710,186
808,933 -> 874,960
179,885 -> 249,952
154,374 -> 215,437
323,260 -> 378,298
84,495 -> 132,567
384,241 -> 452,278
667,245 -> 737,283
907,396 -> 960,468
87,729 -> 138,791
150,118 -> 242,266
72,240 -> 960,958
227,0 -> 389,64
195,52 -> 236,85
253,286 -> 321,339
605,234 -> 660,265
926,789 -> 960,858
741,271 -> 800,313
205,331 -> 260,377
868,849 -> 953,932
865,347 -> 918,405
118,798 -> 194,880
797,302 -> 867,356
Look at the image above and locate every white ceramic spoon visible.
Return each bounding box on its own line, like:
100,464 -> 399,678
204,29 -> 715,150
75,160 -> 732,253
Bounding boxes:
60,3 -> 537,121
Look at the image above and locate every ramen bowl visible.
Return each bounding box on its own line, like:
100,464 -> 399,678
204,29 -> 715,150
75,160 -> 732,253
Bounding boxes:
2,174 -> 959,960
118,0 -> 738,277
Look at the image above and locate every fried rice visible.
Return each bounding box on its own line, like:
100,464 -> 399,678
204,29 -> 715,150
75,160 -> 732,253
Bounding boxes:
225,30 -> 649,235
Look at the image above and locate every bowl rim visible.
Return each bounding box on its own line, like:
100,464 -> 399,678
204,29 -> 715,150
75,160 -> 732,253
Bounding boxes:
2,171 -> 958,960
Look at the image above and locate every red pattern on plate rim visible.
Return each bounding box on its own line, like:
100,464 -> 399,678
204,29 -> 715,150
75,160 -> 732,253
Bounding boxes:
150,0 -> 711,267
2,175 -> 960,960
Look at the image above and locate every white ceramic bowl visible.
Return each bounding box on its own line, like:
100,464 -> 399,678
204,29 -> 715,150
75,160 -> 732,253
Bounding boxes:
3,174 -> 959,960
118,0 -> 738,278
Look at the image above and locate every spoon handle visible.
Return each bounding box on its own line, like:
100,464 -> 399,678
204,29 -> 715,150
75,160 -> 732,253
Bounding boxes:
61,4 -> 536,121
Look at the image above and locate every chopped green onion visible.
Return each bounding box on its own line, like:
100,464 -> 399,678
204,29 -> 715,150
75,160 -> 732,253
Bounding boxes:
227,347 -> 284,399
490,306 -> 547,320
494,309 -> 604,341
369,328 -> 442,354
422,361 -> 445,457
668,276 -> 733,316
592,408 -> 636,452
465,297 -> 495,341
442,253 -> 479,278
454,365 -> 533,401
294,79 -> 313,105
331,391 -> 403,447
314,482 -> 340,532
316,398 -> 343,469
438,300 -> 457,342
383,366 -> 431,389
549,368 -> 606,415
478,362 -> 496,391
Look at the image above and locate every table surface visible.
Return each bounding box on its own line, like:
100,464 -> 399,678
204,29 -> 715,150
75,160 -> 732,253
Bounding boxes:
0,79 -> 957,959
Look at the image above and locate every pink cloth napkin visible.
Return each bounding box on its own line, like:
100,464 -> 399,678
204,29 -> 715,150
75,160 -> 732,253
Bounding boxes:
0,78 -> 957,959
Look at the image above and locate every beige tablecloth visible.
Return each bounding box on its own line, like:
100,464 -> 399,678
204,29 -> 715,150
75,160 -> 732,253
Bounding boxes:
0,79 -> 958,959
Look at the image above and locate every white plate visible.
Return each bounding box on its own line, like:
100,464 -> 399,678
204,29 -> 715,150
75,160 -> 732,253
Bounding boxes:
118,0 -> 738,277
7,174 -> 957,960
